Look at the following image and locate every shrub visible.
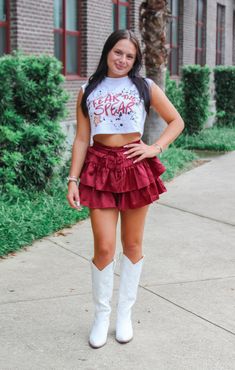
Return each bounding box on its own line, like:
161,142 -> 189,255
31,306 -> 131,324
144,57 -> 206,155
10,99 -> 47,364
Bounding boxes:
165,69 -> 184,117
0,51 -> 69,195
214,66 -> 235,127
181,65 -> 211,135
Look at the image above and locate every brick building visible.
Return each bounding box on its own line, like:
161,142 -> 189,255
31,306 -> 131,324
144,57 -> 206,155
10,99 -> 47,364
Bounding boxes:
1,0 -> 235,142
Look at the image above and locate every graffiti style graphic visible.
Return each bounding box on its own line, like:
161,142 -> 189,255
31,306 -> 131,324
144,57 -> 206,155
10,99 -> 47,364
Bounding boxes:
87,87 -> 142,130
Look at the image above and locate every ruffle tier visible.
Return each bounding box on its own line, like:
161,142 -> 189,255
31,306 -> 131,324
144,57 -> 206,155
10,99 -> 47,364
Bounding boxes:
79,177 -> 167,210
79,146 -> 167,210
79,147 -> 166,193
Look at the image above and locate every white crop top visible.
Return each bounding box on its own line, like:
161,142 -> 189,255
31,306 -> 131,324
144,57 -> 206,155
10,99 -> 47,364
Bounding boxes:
81,76 -> 153,140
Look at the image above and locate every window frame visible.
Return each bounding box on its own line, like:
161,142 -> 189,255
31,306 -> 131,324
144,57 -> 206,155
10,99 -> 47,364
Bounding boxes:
0,0 -> 10,57
195,0 -> 206,66
216,4 -> 225,65
168,0 -> 180,76
53,0 -> 82,80
232,10 -> 235,65
112,0 -> 130,31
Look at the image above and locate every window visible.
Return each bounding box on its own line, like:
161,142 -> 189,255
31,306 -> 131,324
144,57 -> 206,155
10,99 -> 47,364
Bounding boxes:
54,0 -> 81,76
216,4 -> 225,65
167,0 -> 180,75
233,11 -> 235,65
0,0 -> 9,57
113,0 -> 130,31
195,0 -> 206,65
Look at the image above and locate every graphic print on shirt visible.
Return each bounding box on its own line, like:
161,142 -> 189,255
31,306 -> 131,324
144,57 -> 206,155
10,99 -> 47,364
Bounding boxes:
87,87 -> 142,130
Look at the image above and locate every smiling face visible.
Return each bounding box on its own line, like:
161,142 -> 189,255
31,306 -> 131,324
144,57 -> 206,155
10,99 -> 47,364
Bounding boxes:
106,39 -> 137,78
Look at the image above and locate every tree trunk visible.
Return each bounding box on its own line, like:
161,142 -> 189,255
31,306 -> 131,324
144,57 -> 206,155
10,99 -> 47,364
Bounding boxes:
143,67 -> 168,144
139,0 -> 171,144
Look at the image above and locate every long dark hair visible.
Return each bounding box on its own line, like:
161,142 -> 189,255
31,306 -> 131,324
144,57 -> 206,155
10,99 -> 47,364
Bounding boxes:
81,29 -> 150,117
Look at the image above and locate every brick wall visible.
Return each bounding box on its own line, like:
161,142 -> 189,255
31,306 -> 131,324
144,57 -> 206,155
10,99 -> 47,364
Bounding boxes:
10,0 -> 17,51
183,0 -> 197,65
183,0 -> 235,67
223,0 -> 235,65
133,0 -> 143,44
233,10 -> 235,64
13,0 -> 54,55
62,0 -> 87,130
7,0 -> 235,146
178,0 -> 184,76
86,0 -> 112,77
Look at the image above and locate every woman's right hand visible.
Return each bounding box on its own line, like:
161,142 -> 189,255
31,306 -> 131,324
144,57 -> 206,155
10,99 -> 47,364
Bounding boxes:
66,182 -> 82,210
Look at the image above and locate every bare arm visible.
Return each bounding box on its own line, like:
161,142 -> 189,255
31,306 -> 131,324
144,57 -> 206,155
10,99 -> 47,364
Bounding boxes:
69,88 -> 91,178
149,82 -> 185,150
67,88 -> 91,209
123,81 -> 185,162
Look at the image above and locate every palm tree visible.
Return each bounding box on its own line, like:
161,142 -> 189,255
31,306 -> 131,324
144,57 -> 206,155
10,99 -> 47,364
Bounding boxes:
139,0 -> 171,144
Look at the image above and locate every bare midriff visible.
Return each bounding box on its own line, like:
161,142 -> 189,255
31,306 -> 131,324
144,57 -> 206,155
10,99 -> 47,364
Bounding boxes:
93,132 -> 141,147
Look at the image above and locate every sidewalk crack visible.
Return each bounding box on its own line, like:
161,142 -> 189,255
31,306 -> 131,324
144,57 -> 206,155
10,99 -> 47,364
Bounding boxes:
140,285 -> 235,337
145,275 -> 235,286
157,203 -> 235,227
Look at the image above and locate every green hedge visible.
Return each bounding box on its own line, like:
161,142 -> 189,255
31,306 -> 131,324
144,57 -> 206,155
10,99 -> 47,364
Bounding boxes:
181,65 -> 211,135
165,69 -> 184,117
0,51 -> 69,197
214,66 -> 235,127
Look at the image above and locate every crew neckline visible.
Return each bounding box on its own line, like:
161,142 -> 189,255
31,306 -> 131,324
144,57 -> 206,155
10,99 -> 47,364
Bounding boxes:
104,75 -> 129,81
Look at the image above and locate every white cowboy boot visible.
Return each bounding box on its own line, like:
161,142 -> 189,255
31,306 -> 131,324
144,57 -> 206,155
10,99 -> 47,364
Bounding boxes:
88,259 -> 116,348
116,253 -> 144,343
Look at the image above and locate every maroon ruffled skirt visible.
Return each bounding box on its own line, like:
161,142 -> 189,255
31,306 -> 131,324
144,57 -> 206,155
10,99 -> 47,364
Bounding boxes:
79,140 -> 167,210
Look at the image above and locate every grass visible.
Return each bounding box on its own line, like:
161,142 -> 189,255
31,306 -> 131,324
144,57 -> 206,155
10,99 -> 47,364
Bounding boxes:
173,126 -> 235,151
160,147 -> 198,181
0,179 -> 89,257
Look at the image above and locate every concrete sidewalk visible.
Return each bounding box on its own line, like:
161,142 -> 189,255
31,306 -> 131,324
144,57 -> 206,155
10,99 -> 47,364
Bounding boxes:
1,152 -> 235,370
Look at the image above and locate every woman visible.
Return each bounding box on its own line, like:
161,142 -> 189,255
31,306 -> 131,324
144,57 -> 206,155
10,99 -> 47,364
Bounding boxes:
67,29 -> 184,349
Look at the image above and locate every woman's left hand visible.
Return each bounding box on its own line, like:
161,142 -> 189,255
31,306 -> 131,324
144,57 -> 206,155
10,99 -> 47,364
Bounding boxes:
123,140 -> 161,163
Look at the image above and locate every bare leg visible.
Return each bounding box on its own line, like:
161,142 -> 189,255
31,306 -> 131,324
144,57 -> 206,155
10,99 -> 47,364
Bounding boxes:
120,205 -> 149,263
90,208 -> 119,270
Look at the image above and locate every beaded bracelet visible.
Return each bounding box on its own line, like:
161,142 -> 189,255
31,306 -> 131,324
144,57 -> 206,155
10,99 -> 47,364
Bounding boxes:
67,176 -> 80,185
152,143 -> 163,153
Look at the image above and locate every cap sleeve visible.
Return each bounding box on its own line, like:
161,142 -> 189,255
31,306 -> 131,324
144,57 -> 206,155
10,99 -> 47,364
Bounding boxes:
81,82 -> 88,92
144,77 -> 154,87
